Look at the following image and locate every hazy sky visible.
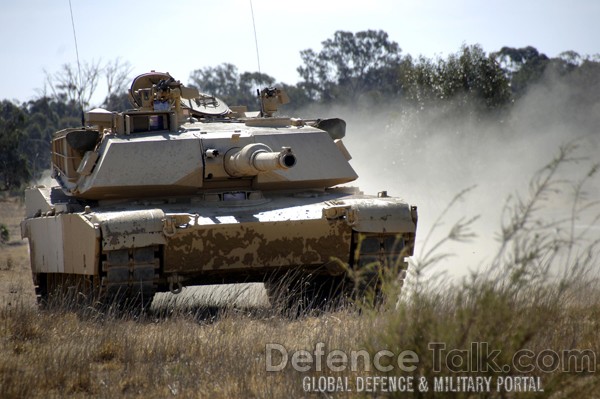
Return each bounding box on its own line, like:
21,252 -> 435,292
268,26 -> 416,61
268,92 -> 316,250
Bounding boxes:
2,0 -> 599,104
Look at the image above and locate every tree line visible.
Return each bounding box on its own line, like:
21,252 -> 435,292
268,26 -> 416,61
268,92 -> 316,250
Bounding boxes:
1,30 -> 599,192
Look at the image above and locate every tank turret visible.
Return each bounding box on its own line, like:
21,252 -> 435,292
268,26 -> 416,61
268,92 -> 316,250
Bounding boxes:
21,71 -> 418,310
48,72 -> 356,199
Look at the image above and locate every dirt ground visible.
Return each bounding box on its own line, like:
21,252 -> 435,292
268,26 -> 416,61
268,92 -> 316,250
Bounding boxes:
0,196 -> 36,308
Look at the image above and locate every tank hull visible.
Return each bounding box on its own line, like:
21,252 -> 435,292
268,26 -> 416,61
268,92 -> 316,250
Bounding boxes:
21,186 -> 416,305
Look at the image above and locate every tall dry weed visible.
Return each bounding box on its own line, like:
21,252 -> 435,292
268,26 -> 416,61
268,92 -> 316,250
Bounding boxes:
368,142 -> 600,397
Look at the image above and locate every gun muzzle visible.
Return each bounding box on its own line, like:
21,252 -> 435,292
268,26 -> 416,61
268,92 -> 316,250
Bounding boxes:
224,143 -> 296,177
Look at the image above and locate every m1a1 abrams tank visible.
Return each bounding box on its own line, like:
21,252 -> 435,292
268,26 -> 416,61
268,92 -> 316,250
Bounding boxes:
20,71 -> 417,310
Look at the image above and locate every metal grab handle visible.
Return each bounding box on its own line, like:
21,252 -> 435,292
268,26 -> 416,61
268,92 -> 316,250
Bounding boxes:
168,274 -> 184,295
162,217 -> 177,237
169,280 -> 182,295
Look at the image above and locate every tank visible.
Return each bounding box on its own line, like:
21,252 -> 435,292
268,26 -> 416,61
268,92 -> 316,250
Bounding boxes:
20,72 -> 417,310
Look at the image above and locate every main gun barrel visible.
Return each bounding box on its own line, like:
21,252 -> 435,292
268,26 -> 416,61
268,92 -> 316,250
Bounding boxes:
224,143 -> 296,177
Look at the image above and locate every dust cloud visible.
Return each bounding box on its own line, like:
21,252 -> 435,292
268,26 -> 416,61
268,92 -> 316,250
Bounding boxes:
32,170 -> 54,188
327,77 -> 600,280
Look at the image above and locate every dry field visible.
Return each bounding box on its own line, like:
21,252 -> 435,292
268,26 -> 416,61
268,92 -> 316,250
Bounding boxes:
0,196 -> 376,398
0,196 -> 36,309
1,146 -> 600,398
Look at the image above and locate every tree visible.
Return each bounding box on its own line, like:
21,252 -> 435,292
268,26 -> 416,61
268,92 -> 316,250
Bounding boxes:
493,46 -> 550,96
189,63 -> 240,104
395,45 -> 512,116
42,58 -> 133,110
0,101 -> 30,190
397,55 -> 440,109
189,64 -> 277,109
297,30 -> 404,102
437,44 -> 512,109
43,60 -> 102,108
20,96 -> 83,180
103,93 -> 132,112
239,71 -> 276,106
102,58 -> 133,111
276,82 -> 312,114
104,58 -> 133,101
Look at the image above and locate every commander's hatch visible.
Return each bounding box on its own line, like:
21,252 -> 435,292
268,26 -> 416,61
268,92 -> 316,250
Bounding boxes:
184,93 -> 230,117
129,71 -> 231,118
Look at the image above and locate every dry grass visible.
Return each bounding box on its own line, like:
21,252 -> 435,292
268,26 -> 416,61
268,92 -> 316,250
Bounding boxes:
0,302 -> 374,398
0,195 -> 373,398
368,142 -> 600,398
0,196 -> 36,308
1,143 -> 599,398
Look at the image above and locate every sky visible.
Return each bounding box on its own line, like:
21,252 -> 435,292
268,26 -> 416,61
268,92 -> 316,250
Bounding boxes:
2,0 -> 599,105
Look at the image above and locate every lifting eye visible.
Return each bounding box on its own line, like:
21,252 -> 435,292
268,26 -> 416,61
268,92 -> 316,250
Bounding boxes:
205,149 -> 220,158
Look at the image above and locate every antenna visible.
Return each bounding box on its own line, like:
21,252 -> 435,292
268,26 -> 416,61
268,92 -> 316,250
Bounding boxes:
68,0 -> 85,125
249,0 -> 261,74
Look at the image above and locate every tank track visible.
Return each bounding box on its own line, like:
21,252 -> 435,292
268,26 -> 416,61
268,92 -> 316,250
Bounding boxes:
266,232 -> 413,313
100,245 -> 160,308
351,232 -> 413,289
33,273 -> 97,307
